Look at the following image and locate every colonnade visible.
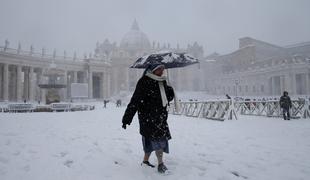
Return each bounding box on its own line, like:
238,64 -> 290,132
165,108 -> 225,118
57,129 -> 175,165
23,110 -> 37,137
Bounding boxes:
0,63 -> 111,103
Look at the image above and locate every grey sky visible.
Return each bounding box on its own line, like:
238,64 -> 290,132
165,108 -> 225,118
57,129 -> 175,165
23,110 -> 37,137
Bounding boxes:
0,0 -> 309,56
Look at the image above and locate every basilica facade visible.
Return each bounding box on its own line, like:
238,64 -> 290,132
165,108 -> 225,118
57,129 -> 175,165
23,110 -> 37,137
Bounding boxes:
94,20 -> 204,96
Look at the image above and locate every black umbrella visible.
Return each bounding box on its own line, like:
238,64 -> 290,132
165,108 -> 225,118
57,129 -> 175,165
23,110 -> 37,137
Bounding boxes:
131,51 -> 197,113
130,51 -> 199,69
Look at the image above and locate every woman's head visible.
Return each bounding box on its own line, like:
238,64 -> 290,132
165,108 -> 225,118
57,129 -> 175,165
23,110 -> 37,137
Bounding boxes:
152,65 -> 165,76
147,63 -> 165,76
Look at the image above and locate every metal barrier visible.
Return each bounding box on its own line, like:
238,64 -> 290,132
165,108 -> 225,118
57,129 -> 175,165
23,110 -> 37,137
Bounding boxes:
169,100 -> 238,121
0,104 -> 8,112
8,103 -> 35,112
70,104 -> 94,111
235,99 -> 310,119
50,103 -> 71,112
169,98 -> 310,120
1,103 -> 96,113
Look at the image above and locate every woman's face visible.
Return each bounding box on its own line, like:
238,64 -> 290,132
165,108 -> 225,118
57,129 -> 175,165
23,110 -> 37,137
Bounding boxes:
153,67 -> 165,76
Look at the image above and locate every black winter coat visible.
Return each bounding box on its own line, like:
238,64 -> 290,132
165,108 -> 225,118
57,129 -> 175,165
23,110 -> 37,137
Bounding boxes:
280,95 -> 292,109
122,75 -> 174,140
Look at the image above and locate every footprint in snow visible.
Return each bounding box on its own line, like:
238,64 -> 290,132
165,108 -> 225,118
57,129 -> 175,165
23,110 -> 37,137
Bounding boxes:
231,171 -> 248,179
64,160 -> 74,168
60,152 -> 68,157
53,152 -> 68,158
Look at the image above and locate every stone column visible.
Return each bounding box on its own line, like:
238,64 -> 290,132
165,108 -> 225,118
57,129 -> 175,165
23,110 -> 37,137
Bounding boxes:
101,72 -> 105,99
85,71 -> 88,83
41,89 -> 46,104
284,73 -> 290,93
88,71 -> 93,99
3,64 -> 9,101
16,65 -> 23,101
24,68 -> 29,100
290,73 -> 296,95
73,71 -> 78,83
306,72 -> 310,95
36,70 -> 42,102
39,69 -> 46,104
105,69 -> 111,98
67,72 -> 71,98
81,72 -> 84,83
271,76 -> 276,96
63,71 -> 67,101
29,67 -> 35,101
280,75 -> 285,94
0,65 -> 2,99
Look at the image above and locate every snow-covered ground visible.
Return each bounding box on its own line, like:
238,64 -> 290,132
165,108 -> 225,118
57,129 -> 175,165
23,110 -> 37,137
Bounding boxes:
0,104 -> 310,180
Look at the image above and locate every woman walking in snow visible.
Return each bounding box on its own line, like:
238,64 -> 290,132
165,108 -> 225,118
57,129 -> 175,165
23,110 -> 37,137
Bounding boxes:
122,63 -> 174,173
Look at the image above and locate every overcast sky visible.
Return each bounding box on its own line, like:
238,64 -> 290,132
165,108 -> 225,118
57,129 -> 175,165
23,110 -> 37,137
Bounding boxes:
0,0 -> 309,57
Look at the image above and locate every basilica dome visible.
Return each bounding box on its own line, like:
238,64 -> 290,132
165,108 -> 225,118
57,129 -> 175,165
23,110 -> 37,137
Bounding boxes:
120,20 -> 151,52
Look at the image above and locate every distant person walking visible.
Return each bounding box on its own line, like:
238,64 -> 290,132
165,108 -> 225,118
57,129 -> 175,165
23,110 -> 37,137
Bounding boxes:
226,94 -> 231,99
103,100 -> 109,108
116,99 -> 122,107
122,63 -> 174,173
280,91 -> 292,120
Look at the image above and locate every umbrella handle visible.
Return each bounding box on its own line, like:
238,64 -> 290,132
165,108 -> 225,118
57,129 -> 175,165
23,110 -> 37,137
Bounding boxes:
165,69 -> 180,113
166,69 -> 170,85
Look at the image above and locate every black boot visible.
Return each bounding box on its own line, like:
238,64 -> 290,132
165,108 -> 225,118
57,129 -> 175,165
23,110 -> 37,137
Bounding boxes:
142,161 -> 155,168
158,163 -> 168,173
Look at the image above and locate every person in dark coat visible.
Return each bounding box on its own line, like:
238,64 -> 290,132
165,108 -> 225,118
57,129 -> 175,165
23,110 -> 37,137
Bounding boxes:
103,99 -> 109,108
122,63 -> 174,173
280,91 -> 292,120
116,99 -> 122,107
225,94 -> 231,99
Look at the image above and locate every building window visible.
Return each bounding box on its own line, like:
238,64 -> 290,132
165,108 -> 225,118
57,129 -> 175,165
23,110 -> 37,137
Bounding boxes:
253,86 -> 256,92
245,85 -> 248,93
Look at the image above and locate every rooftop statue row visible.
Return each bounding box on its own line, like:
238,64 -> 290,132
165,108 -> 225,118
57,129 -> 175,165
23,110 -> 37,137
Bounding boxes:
0,39 -> 101,61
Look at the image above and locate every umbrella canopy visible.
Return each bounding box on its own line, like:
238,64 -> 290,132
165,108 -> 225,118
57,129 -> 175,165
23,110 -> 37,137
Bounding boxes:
130,51 -> 199,69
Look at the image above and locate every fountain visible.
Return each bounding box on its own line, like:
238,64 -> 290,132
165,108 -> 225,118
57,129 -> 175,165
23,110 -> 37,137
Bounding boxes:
38,62 -> 67,104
